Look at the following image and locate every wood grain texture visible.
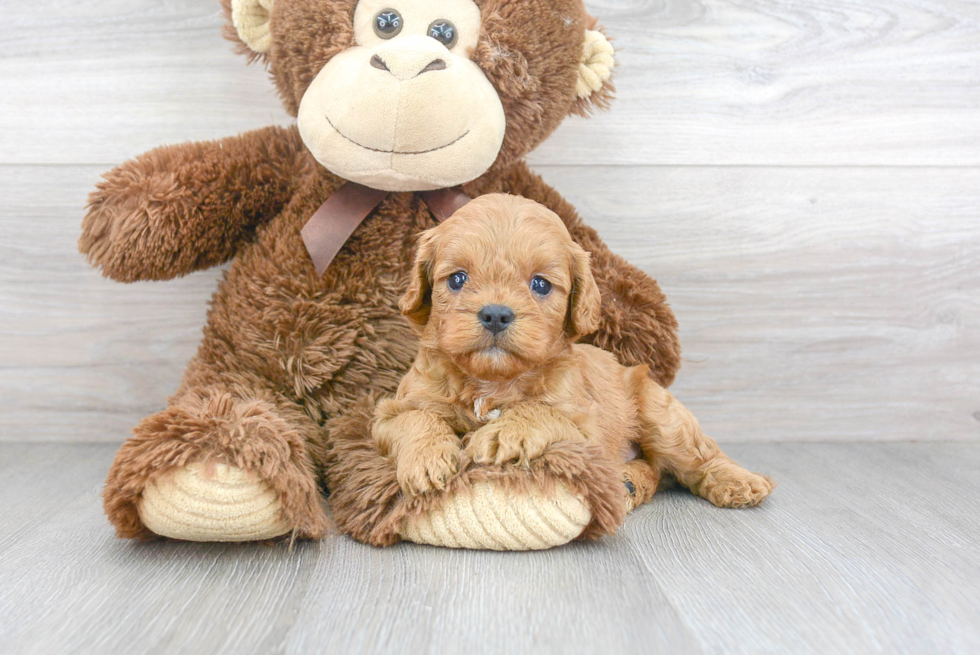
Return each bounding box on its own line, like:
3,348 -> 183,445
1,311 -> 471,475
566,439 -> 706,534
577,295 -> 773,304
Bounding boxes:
2,164 -> 976,442
0,0 -> 289,166
537,0 -> 980,166
548,165 -> 980,442
0,166 -> 220,442
1,442 -> 978,654
0,0 -> 978,166
619,441 -> 980,654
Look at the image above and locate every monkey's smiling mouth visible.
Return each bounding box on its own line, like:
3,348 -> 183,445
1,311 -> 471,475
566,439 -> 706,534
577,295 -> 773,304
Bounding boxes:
325,115 -> 469,155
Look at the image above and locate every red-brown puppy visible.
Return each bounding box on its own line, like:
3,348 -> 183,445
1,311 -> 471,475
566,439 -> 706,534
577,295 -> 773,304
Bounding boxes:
373,194 -> 773,508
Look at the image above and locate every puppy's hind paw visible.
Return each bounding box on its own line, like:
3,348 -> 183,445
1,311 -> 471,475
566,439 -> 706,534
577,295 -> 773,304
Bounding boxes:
700,467 -> 774,508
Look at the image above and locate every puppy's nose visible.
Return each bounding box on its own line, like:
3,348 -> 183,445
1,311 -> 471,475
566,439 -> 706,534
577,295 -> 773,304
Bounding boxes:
478,305 -> 515,334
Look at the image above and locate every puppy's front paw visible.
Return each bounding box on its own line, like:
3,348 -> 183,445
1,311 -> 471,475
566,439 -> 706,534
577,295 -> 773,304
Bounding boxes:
397,442 -> 460,496
700,466 -> 773,508
464,419 -> 551,468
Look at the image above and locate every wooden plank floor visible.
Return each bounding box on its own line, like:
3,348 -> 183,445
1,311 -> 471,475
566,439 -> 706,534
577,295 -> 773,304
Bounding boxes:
1,442 -> 978,654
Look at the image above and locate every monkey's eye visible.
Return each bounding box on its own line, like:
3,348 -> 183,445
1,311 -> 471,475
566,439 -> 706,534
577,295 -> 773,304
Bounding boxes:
427,20 -> 458,48
374,9 -> 403,38
447,271 -> 468,292
530,276 -> 552,297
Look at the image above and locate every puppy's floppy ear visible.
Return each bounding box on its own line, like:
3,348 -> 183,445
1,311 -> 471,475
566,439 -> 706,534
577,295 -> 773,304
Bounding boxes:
399,228 -> 439,331
565,243 -> 602,340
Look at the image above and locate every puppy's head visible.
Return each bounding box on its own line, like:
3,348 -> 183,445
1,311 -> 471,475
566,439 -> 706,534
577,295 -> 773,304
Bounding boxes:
400,194 -> 601,381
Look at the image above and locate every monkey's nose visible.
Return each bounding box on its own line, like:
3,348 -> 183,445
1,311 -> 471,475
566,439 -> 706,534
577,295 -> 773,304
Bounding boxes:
478,305 -> 515,334
370,53 -> 447,80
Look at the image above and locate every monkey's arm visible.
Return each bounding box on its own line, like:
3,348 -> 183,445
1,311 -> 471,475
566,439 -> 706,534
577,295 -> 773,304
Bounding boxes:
80,125 -> 309,282
471,162 -> 682,387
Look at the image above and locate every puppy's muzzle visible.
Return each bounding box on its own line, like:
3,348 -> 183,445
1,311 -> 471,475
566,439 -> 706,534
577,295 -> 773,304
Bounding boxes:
478,304 -> 514,335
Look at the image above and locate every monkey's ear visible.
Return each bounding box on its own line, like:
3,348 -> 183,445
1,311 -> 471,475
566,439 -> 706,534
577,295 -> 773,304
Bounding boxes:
565,244 -> 602,340
571,26 -> 616,116
223,0 -> 275,55
399,229 -> 439,332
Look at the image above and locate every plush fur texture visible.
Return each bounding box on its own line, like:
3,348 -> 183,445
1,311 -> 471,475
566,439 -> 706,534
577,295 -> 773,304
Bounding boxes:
336,195 -> 771,546
325,397 -> 628,545
104,389 -> 327,540
87,0 -> 682,540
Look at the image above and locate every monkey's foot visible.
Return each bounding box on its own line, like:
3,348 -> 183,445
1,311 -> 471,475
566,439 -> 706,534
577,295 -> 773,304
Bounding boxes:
398,481 -> 591,551
139,462 -> 291,542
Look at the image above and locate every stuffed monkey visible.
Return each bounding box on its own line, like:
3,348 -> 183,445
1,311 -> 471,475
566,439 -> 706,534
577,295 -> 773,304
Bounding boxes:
83,0 -> 680,546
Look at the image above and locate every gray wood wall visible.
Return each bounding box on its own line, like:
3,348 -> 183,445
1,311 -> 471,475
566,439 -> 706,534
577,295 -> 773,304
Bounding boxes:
1,0 -> 977,443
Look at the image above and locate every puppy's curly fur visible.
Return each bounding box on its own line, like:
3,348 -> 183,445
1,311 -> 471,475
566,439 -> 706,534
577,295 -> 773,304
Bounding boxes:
375,194 -> 773,509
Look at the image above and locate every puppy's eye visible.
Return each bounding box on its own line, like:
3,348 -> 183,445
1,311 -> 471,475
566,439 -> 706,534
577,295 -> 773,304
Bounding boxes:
447,271 -> 468,292
530,276 -> 552,296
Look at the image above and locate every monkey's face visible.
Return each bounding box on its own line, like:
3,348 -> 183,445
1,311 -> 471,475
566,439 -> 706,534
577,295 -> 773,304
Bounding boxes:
297,0 -> 506,191
226,0 -> 615,192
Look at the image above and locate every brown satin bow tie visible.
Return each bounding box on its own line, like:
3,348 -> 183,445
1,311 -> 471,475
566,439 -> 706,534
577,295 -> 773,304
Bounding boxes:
300,182 -> 472,276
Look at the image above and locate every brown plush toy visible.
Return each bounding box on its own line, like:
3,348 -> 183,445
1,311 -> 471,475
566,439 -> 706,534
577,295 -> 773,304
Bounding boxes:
82,0 -> 682,546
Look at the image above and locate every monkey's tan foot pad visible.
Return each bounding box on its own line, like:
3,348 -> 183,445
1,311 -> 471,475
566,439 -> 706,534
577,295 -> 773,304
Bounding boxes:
397,481 -> 591,550
139,462 -> 291,542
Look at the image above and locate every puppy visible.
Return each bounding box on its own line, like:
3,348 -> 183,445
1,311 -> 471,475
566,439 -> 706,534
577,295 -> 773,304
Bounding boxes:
373,194 -> 773,509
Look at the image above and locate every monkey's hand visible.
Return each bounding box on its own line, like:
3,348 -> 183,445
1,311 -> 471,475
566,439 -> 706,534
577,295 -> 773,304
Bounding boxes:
80,126 -> 305,282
